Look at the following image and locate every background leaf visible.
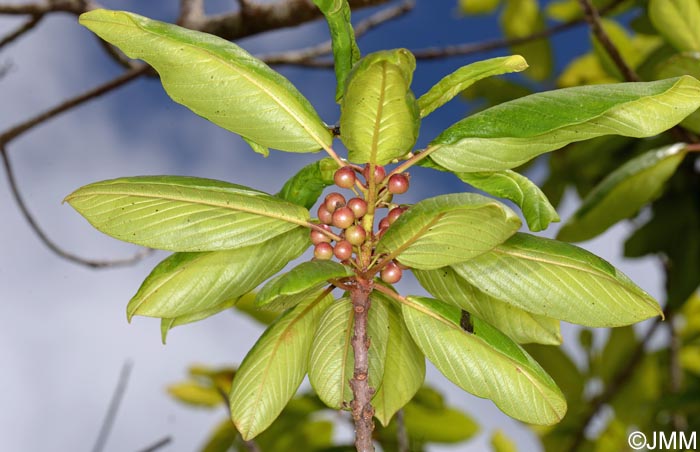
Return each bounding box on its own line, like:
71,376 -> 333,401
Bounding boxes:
230,292 -> 333,439
277,158 -> 339,209
403,296 -> 567,425
376,193 -> 520,270
459,0 -> 501,15
429,76 -> 700,172
128,227 -> 309,320
340,49 -> 420,165
66,176 -> 310,252
649,0 -> 700,52
80,9 -> 332,153
453,233 -> 662,327
558,143 -> 687,242
500,0 -> 552,81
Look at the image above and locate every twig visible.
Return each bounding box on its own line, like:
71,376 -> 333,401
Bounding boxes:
1,143 -> 153,268
567,315 -> 664,452
577,0 -> 638,82
0,0 -> 95,15
668,312 -> 688,431
137,437 -> 172,452
396,409 -> 409,452
177,0 -> 205,28
0,13 -> 43,50
92,361 -> 134,452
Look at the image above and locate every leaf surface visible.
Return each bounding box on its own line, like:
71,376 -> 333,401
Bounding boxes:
80,9 -> 332,153
340,49 -> 420,165
649,0 -> 700,52
429,76 -> 700,172
160,296 -> 237,343
376,193 -> 520,270
558,143 -> 687,242
277,158 -> 339,209
402,296 -> 566,425
453,233 -> 662,327
417,56 -> 528,118
230,292 -> 333,439
414,267 -> 561,345
66,176 -> 309,251
128,228 -> 309,320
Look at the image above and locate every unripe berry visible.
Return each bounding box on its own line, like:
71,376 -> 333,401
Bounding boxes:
347,198 -> 368,219
332,206 -> 355,229
363,164 -> 386,184
381,261 -> 403,284
378,217 -> 391,231
317,204 -> 333,225
388,173 -> 409,194
310,229 -> 331,245
334,167 -> 356,189
345,225 -> 366,246
334,240 -> 353,260
314,242 -> 334,260
324,192 -> 346,213
387,207 -> 406,225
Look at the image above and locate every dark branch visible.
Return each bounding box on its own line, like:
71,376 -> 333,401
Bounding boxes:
92,361 -> 133,452
137,437 -> 172,452
177,0 -> 205,28
0,13 -> 43,49
0,0 -> 96,15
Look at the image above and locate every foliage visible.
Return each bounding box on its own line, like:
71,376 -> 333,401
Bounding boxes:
66,1 -> 700,451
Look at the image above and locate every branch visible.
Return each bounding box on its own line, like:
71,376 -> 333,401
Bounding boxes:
177,0 -> 205,28
578,0 -> 639,82
0,13 -> 43,49
260,0 -> 415,66
396,409 -> 409,452
0,0 -> 95,15
92,361 -> 133,452
137,437 -> 172,452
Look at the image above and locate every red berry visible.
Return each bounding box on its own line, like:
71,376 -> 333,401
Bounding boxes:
388,173 -> 409,194
334,167 -> 356,189
381,262 -> 402,284
310,229 -> 331,245
378,217 -> 390,231
347,198 -> 368,219
332,207 -> 355,229
363,164 -> 386,184
387,207 -> 406,225
317,204 -> 333,224
334,240 -> 353,260
314,242 -> 334,260
345,225 -> 366,246
324,192 -> 346,213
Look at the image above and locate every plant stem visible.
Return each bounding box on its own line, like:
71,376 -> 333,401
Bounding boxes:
349,277 -> 376,452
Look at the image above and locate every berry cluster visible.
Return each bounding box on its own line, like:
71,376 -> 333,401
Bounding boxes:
311,164 -> 410,284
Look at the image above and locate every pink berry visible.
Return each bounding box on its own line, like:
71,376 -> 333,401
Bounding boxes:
378,217 -> 390,231
345,225 -> 366,246
310,229 -> 331,245
381,262 -> 402,284
317,204 -> 333,224
334,167 -> 356,189
332,207 -> 355,229
334,240 -> 353,260
347,198 -> 368,219
324,192 -> 346,213
314,243 -> 334,260
387,207 -> 406,225
388,173 -> 409,194
363,164 -> 386,184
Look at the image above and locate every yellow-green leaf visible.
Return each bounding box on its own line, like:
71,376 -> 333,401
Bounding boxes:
649,0 -> 700,52
500,0 -> 552,81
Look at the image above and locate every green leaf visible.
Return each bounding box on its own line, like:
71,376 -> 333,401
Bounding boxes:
456,170 -> 559,231
491,429 -> 517,452
402,296 -> 567,425
161,296 -> 238,344
523,344 -> 584,404
649,0 -> 700,52
255,260 -> 353,310
429,76 -> 700,172
66,176 -> 310,252
308,295 -> 389,409
79,10 -> 332,153
376,193 -> 520,270
417,55 -> 528,118
500,0 -> 552,81
230,292 -> 333,439
234,292 -> 281,326
277,158 -> 339,209
459,0 -> 501,15
372,295 -> 425,426
453,233 -> 662,327
414,266 -> 561,345
313,0 -> 360,101
558,52 -> 616,88
128,228 -> 309,320
242,137 -> 269,158
202,419 -> 237,452
340,49 -> 420,165
168,381 -> 223,408
655,52 -> 700,133
558,143 -> 687,242
402,398 -> 479,443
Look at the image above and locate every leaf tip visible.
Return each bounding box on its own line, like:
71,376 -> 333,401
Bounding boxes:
506,55 -> 529,72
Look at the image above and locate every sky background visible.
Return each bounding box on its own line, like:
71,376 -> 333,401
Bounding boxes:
0,1 -> 664,451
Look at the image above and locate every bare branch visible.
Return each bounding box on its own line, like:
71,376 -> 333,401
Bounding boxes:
0,0 -> 94,15
260,0 -> 415,66
92,361 -> 133,452
137,437 -> 172,452
396,409 -> 409,452
0,13 -> 43,50
1,143 -> 154,268
177,0 -> 205,28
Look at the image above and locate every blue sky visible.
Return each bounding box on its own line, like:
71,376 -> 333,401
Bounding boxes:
0,1 -> 663,451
